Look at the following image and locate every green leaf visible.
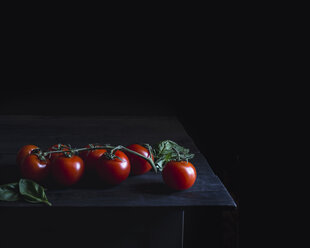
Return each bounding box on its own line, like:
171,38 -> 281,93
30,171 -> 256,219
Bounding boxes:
19,179 -> 52,206
153,140 -> 194,171
0,182 -> 20,201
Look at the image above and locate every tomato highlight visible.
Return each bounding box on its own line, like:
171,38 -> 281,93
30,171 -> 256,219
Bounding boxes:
20,154 -> 50,183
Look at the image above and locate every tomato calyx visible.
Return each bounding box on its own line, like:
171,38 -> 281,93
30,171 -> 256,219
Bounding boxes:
30,148 -> 47,162
63,150 -> 74,158
103,151 -> 124,161
103,146 -> 124,161
44,145 -> 73,158
49,143 -> 71,151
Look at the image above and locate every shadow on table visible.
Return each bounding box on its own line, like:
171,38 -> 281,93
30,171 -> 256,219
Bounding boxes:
133,181 -> 177,195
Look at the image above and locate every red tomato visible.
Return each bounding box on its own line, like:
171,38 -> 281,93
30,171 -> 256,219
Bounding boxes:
79,144 -> 107,172
16,144 -> 39,166
96,150 -> 130,185
51,155 -> 84,186
125,144 -> 153,175
20,154 -> 50,182
48,144 -> 71,161
162,161 -> 197,190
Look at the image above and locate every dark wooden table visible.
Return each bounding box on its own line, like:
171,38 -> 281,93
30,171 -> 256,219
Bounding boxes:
0,115 -> 236,248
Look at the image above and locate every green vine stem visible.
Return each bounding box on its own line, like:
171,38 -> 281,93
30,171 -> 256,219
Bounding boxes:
172,147 -> 181,161
111,145 -> 157,173
41,144 -> 158,173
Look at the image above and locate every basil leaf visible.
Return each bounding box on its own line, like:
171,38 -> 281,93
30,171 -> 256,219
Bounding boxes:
19,179 -> 52,206
0,182 -> 20,201
153,140 -> 195,171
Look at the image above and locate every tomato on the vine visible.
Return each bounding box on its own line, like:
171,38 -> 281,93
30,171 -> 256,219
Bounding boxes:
96,150 -> 130,185
51,154 -> 84,186
16,144 -> 39,166
20,154 -> 50,183
125,144 -> 153,175
79,144 -> 107,172
162,161 -> 197,190
48,144 -> 71,161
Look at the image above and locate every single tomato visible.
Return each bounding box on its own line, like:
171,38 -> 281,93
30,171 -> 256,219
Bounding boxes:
51,155 -> 84,186
20,154 -> 50,183
125,144 -> 153,175
79,144 -> 107,172
96,150 -> 130,185
48,144 -> 71,161
162,161 -> 197,190
16,144 -> 39,166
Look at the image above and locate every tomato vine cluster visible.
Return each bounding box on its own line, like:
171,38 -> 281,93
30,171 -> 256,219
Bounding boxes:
16,140 -> 197,191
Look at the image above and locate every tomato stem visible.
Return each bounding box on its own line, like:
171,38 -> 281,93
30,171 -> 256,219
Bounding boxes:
172,147 -> 181,161
40,145 -> 158,173
116,145 -> 157,173
42,145 -> 114,157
